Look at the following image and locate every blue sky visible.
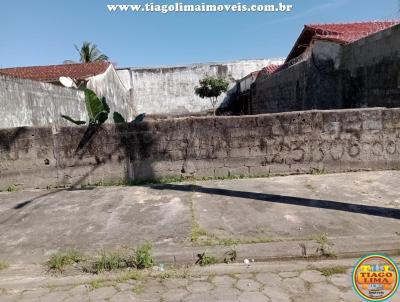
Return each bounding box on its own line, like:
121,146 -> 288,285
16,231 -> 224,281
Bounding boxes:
1,0 -> 399,68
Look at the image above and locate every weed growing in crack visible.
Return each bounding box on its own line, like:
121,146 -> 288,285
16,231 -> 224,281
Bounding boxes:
135,243 -> 154,270
195,252 -> 217,266
73,244 -> 154,274
0,261 -> 9,271
316,266 -> 348,276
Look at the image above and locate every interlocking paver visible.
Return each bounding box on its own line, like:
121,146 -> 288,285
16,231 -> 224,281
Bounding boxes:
211,275 -> 236,288
236,278 -> 262,292
256,272 -> 282,286
308,283 -> 342,301
109,291 -> 137,302
163,278 -> 189,289
328,273 -> 351,288
210,287 -> 241,301
184,293 -> 217,302
262,287 -> 291,302
1,258 -> 390,302
187,281 -> 213,293
88,286 -> 117,301
279,271 -> 299,278
299,270 -> 326,283
162,288 -> 190,302
238,291 -> 270,302
281,277 -> 307,294
340,289 -> 368,302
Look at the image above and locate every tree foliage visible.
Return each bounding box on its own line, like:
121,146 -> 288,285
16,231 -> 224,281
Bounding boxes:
195,76 -> 229,115
74,42 -> 109,63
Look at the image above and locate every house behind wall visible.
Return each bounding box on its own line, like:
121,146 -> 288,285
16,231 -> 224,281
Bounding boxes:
0,63 -> 134,128
250,23 -> 400,114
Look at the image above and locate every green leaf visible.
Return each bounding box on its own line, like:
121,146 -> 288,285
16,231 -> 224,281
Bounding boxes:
94,111 -> 109,124
113,112 -> 126,123
84,89 -> 109,124
101,97 -> 110,114
132,113 -> 146,123
61,115 -> 86,125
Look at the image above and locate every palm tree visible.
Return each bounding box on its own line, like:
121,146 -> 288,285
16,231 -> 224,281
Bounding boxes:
74,42 -> 109,63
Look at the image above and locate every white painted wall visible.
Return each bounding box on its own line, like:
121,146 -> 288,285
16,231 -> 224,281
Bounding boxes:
117,59 -> 284,114
87,66 -> 134,121
0,74 -> 86,129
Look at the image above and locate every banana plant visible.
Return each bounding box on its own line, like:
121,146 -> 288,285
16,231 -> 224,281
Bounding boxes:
61,89 -> 110,125
113,112 -> 126,123
85,89 -> 109,124
113,112 -> 146,124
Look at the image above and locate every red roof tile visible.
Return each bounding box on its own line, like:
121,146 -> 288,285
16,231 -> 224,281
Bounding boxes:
262,64 -> 282,75
308,21 -> 400,43
0,61 -> 111,82
286,20 -> 400,63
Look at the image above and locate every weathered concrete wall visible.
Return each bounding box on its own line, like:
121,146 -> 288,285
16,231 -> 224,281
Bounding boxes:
252,40 -> 343,114
251,24 -> 400,114
341,24 -> 400,108
1,107 -> 400,190
0,74 -> 86,129
0,68 -> 134,128
117,59 -> 283,115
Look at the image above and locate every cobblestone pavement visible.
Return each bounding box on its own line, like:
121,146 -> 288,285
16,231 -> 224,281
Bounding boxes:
1,258 -> 399,301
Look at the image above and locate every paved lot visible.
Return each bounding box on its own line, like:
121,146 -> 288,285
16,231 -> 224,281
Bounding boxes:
0,171 -> 400,263
0,258 -> 399,302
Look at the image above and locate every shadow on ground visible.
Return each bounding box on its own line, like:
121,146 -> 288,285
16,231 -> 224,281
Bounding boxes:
151,184 -> 400,220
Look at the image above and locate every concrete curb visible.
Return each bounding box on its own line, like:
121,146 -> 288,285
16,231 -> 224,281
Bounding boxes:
153,235 -> 400,265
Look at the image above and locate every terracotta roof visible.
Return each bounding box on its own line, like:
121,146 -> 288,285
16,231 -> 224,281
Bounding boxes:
308,21 -> 400,43
0,61 -> 111,82
241,64 -> 283,81
286,20 -> 400,63
262,64 -> 282,75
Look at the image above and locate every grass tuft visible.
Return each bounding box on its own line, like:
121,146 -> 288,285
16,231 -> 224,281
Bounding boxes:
0,261 -> 9,271
6,185 -> 20,192
116,270 -> 143,283
135,243 -> 154,270
46,250 -> 84,272
316,266 -> 348,277
84,251 -> 127,274
82,244 -> 154,274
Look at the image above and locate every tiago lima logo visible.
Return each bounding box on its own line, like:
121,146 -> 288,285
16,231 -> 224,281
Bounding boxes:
353,254 -> 399,301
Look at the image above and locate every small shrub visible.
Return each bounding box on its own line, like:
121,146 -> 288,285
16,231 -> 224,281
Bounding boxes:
195,252 -> 217,266
135,243 -> 154,270
46,250 -> 84,272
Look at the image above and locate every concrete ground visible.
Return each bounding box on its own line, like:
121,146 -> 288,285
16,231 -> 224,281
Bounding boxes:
0,258 -> 399,302
0,171 -> 400,263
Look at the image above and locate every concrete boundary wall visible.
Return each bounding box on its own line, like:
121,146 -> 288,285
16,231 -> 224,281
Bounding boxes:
0,74 -> 86,129
1,107 -> 400,190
